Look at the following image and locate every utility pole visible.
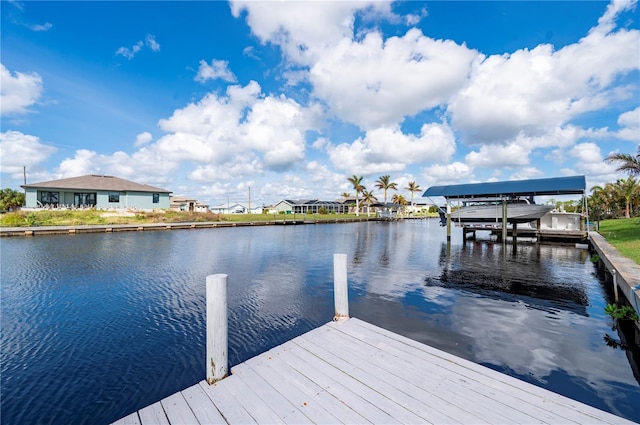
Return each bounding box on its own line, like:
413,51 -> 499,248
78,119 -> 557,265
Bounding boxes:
248,186 -> 251,214
23,166 -> 27,206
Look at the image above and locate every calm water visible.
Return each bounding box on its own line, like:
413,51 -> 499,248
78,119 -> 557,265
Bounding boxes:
1,220 -> 639,424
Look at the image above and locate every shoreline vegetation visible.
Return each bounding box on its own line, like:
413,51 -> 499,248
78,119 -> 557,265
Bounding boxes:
0,209 -> 436,228
1,210 -> 637,264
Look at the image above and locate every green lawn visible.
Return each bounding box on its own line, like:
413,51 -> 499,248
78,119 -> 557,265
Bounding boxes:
597,218 -> 640,265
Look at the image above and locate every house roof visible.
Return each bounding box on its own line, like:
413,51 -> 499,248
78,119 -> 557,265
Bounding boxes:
422,175 -> 586,200
22,174 -> 171,193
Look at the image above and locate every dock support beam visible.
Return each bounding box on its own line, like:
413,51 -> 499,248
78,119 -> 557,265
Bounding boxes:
446,202 -> 451,241
502,200 -> 508,244
206,274 -> 228,384
333,253 -> 349,320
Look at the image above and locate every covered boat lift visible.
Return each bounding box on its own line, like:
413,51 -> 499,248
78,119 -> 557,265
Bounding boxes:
422,175 -> 587,243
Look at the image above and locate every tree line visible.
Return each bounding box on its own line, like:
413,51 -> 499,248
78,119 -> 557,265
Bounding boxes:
345,175 -> 422,216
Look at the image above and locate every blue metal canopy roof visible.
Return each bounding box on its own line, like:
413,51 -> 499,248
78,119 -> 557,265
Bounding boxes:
422,175 -> 586,199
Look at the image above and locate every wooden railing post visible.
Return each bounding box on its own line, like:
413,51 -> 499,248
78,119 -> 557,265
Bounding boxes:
333,253 -> 349,321
206,274 -> 228,384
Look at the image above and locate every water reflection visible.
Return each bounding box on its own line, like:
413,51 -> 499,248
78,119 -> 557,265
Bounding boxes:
1,220 -> 639,424
430,241 -> 590,315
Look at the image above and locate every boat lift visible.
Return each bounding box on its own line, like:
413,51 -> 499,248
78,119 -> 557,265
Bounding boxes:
422,175 -> 587,243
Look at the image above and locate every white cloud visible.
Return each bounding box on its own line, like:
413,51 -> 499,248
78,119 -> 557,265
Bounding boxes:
195,59 -> 237,83
311,29 -> 479,129
448,6 -> 640,145
116,34 -> 160,59
0,63 -> 43,115
57,149 -> 97,178
567,142 -> 619,177
29,22 -> 52,32
465,143 -> 531,168
0,131 -> 57,174
230,0 -> 394,65
134,132 -> 153,147
509,167 -> 544,180
421,162 -> 475,187
327,122 -> 456,175
616,107 -> 640,142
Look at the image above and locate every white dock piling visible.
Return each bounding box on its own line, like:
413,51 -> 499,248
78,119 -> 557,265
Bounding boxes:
206,274 -> 228,384
612,269 -> 619,303
333,253 -> 349,321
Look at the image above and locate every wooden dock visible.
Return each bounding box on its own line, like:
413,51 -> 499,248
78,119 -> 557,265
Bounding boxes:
113,317 -> 636,425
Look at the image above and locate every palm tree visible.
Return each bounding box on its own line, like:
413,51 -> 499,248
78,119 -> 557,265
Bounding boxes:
606,146 -> 640,176
613,177 -> 640,218
340,192 -> 351,199
347,175 -> 364,216
405,181 -> 421,214
375,175 -> 398,203
361,189 -> 378,217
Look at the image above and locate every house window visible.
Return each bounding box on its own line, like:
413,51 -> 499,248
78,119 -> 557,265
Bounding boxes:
108,192 -> 120,202
152,193 -> 160,204
74,193 -> 96,206
39,191 -> 59,206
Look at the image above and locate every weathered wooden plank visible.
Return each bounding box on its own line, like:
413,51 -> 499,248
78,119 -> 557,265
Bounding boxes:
257,348 -> 370,424
181,382 -> 227,424
111,412 -> 141,425
294,332 -> 463,424
221,370 -> 285,424
199,380 -> 257,424
276,340 -> 402,424
339,318 -> 635,425
138,402 -> 169,425
313,322 -> 540,424
240,351 -> 346,424
160,392 -> 199,425
230,363 -> 313,424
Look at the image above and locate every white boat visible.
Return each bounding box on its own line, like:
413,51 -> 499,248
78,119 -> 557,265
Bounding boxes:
439,201 -> 554,225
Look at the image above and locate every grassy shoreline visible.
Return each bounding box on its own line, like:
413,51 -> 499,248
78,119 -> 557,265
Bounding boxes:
596,218 -> 640,265
0,209 -> 435,228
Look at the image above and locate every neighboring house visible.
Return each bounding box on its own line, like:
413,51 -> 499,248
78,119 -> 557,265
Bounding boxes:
170,196 -> 209,212
209,203 -> 262,214
274,199 -> 350,214
22,174 -> 171,210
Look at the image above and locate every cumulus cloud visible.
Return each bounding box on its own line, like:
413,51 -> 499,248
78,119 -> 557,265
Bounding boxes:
311,29 -> 479,130
421,162 -> 475,187
195,59 -> 237,83
448,4 -> 639,145
567,142 -> 618,177
0,63 -> 43,115
116,34 -> 160,59
154,81 -> 320,173
230,0 -> 394,65
0,131 -> 57,174
615,107 -> 640,142
134,132 -> 153,147
327,122 -> 456,175
465,143 -> 531,168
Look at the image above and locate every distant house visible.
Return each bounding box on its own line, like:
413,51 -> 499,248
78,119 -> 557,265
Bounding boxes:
274,199 -> 350,214
22,174 -> 171,210
210,203 -> 262,214
170,196 -> 209,213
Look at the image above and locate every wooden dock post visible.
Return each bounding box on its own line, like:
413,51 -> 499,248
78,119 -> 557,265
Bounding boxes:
612,269 -> 619,303
446,202 -> 451,241
206,274 -> 228,384
502,200 -> 508,244
333,253 -> 349,321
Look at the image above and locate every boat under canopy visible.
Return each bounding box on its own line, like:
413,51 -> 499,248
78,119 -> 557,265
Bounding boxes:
449,202 -> 554,224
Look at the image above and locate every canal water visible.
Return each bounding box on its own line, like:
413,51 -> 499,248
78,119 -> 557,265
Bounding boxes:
1,220 -> 639,424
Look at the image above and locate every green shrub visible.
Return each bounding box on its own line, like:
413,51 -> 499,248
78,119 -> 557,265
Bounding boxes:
604,303 -> 639,321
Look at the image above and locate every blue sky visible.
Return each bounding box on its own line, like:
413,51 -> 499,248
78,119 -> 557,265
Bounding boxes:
1,0 -> 638,207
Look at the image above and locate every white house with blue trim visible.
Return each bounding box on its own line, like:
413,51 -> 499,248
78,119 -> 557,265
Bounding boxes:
22,174 -> 171,210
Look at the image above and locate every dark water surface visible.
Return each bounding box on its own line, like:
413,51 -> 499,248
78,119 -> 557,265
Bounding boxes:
1,220 -> 639,424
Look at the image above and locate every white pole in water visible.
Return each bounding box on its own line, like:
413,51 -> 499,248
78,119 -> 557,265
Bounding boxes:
612,269 -> 619,303
206,274 -> 228,384
333,253 -> 349,321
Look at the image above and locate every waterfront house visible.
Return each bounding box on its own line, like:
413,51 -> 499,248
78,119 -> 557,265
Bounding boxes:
169,196 -> 209,212
209,202 -> 263,214
274,199 -> 350,214
22,174 -> 171,210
